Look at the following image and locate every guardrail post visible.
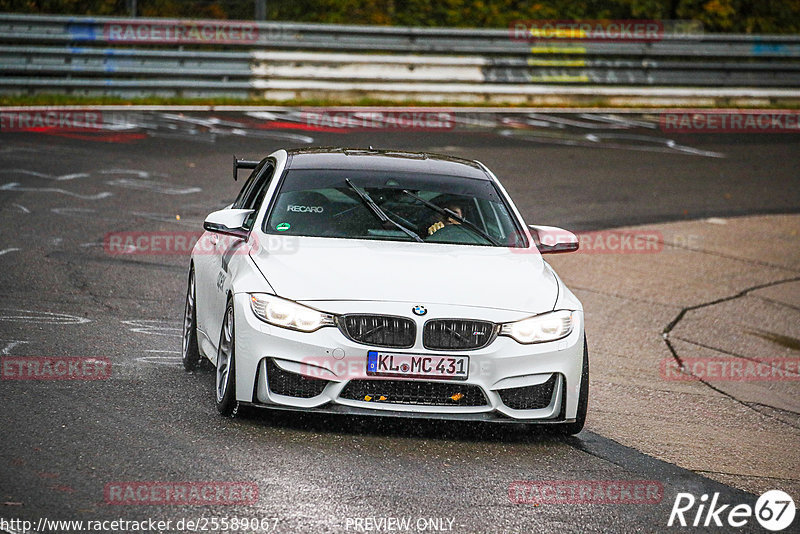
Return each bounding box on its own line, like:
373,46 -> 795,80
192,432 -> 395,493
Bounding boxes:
255,0 -> 266,21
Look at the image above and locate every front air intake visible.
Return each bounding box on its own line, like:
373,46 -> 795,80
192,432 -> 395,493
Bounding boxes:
266,359 -> 328,398
497,375 -> 558,410
339,379 -> 488,406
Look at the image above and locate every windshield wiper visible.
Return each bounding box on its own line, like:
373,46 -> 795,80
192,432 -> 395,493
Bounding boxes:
344,179 -> 423,242
401,190 -> 501,246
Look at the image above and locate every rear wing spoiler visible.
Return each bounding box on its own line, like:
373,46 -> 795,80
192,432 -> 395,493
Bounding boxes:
232,155 -> 260,181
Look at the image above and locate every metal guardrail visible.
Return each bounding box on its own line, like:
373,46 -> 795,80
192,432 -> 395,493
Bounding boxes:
0,13 -> 798,101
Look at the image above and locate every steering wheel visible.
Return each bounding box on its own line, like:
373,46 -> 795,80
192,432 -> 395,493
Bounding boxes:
424,224 -> 486,244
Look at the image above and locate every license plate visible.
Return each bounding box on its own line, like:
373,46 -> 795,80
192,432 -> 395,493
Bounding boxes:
366,351 -> 469,380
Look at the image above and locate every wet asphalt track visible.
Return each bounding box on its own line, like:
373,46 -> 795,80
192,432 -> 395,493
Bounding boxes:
0,110 -> 799,533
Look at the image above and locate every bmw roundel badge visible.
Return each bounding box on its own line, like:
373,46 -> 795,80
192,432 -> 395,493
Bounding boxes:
412,305 -> 427,316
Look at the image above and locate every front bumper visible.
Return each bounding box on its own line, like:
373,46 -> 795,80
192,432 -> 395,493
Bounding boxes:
232,293 -> 585,423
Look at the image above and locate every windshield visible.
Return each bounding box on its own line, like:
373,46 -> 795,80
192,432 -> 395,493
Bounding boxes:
263,169 -> 526,247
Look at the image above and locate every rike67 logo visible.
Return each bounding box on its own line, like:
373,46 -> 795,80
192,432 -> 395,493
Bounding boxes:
668,490 -> 795,531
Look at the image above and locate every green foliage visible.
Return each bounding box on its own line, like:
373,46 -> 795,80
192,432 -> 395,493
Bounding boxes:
0,0 -> 123,15
1,0 -> 798,33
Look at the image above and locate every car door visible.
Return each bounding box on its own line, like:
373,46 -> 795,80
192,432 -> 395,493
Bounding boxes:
203,161 -> 276,353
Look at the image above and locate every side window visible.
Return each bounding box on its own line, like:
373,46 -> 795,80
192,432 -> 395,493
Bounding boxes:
269,188 -> 334,235
474,198 -> 525,246
232,161 -> 265,209
240,163 -> 276,229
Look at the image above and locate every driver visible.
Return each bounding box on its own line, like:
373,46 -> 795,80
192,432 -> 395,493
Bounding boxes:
427,202 -> 463,236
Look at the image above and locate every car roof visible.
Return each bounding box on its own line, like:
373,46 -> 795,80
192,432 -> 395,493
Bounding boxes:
283,147 -> 490,180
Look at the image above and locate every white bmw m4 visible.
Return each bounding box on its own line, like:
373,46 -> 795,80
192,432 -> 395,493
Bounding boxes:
183,148 -> 588,434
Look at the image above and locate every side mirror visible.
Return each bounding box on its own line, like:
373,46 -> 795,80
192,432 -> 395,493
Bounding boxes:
203,208 -> 255,239
529,225 -> 579,254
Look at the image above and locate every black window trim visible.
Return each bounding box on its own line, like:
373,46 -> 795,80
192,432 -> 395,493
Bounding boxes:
233,157 -> 276,210
259,153 -> 293,235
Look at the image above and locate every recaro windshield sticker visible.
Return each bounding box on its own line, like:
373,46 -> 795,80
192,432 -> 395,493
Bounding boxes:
287,205 -> 324,213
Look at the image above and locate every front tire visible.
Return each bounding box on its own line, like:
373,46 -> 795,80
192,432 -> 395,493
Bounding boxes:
555,338 -> 589,435
215,300 -> 238,416
182,267 -> 201,372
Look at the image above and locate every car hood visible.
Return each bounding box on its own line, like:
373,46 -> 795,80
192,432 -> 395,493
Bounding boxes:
250,236 -> 558,313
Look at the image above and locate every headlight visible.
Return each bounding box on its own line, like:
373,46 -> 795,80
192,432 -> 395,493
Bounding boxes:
500,310 -> 574,344
249,293 -> 335,332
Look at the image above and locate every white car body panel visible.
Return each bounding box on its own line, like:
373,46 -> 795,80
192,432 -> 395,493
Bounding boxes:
190,148 -> 586,424
248,236 -> 558,312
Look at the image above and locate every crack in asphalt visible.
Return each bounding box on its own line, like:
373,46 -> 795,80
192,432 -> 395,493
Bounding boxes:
661,276 -> 800,430
662,277 -> 800,336
752,294 -> 800,313
671,335 -> 800,379
743,403 -> 800,430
